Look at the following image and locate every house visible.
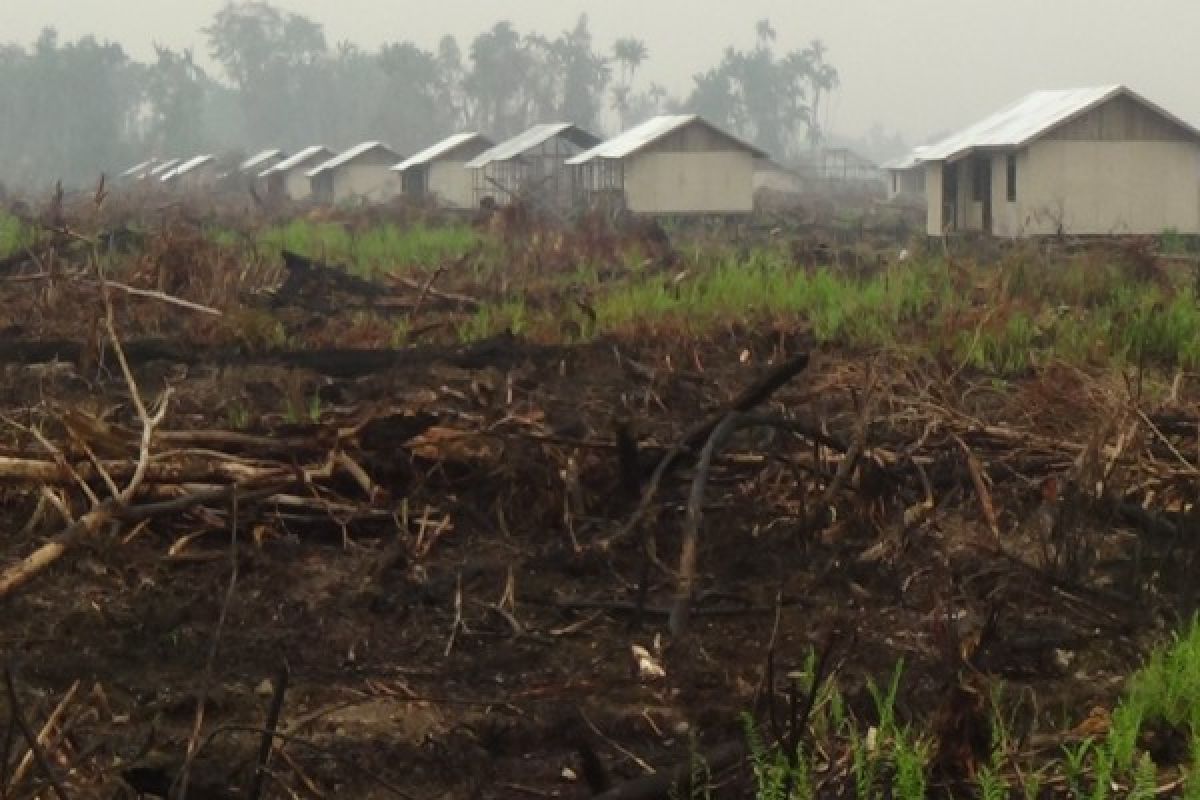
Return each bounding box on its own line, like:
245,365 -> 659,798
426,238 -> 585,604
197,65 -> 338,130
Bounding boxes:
391,132 -> 494,209
568,115 -> 766,215
800,147 -> 885,192
259,146 -> 336,201
239,149 -> 285,196
161,155 -> 219,190
466,123 -> 601,210
920,85 -> 1200,237
882,147 -> 929,202
306,142 -> 403,205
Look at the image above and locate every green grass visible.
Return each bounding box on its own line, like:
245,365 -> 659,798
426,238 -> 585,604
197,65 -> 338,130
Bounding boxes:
258,219 -> 484,277
0,212 -> 34,258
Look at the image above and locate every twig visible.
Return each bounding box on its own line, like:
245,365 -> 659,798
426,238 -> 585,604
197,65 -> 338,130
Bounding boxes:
444,571 -> 464,657
3,664 -> 70,800
952,433 -> 1000,537
603,353 -> 810,550
670,412 -> 742,637
8,680 -> 79,792
248,661 -> 290,800
76,278 -> 222,316
173,489 -> 239,800
579,710 -> 656,775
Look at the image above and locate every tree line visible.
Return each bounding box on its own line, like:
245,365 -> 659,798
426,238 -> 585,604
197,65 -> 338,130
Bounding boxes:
0,1 -> 839,190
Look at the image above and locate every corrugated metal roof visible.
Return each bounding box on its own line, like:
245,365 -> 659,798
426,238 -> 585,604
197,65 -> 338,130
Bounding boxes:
881,146 -> 931,171
260,145 -> 335,177
306,141 -> 400,177
148,158 -> 181,178
466,123 -> 600,168
919,85 -> 1200,162
393,133 -> 491,172
567,115 -> 766,164
241,149 -> 283,171
119,159 -> 157,179
161,154 -> 214,182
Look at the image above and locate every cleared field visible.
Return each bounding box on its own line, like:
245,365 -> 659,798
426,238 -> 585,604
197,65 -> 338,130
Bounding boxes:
0,199 -> 1198,798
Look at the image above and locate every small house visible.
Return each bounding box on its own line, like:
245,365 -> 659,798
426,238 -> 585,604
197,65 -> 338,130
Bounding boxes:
466,123 -> 601,210
882,147 -> 928,202
391,133 -> 494,209
306,142 -> 403,205
260,146 -> 336,201
161,155 -> 219,190
569,115 -> 766,214
239,149 -> 285,194
921,85 -> 1200,236
147,158 -> 181,181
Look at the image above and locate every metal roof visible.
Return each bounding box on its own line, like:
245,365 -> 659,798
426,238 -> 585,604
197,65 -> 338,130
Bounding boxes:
919,85 -> 1200,162
240,149 -> 283,171
881,146 -> 931,171
567,115 -> 767,165
306,141 -> 400,177
119,159 -> 157,179
260,145 -> 335,177
148,158 -> 181,178
161,154 -> 215,182
466,123 -> 600,168
392,132 -> 492,172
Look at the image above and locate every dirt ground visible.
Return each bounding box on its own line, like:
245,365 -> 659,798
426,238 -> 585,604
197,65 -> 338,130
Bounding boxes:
0,325 -> 1193,799
0,208 -> 1197,798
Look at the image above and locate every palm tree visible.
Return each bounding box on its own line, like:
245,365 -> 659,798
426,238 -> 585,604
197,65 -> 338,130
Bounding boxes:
612,37 -> 648,127
803,38 -> 839,150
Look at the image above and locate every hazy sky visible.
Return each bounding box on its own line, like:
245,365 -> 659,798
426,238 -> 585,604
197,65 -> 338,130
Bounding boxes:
7,0 -> 1200,144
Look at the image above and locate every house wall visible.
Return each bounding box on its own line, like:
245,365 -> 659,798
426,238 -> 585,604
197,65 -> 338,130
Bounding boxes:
887,168 -> 925,200
283,169 -> 315,200
1010,139 -> 1200,235
428,160 -> 475,208
623,150 -> 755,213
924,162 -> 944,235
331,163 -> 402,204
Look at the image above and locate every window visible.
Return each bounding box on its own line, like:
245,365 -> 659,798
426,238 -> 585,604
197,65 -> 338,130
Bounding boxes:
892,173 -> 898,194
1006,154 -> 1017,202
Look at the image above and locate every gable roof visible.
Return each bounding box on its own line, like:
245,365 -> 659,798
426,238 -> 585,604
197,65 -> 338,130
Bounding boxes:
392,132 -> 493,172
241,149 -> 283,171
148,158 -> 181,178
119,158 -> 158,179
920,85 -> 1200,162
466,123 -> 600,168
881,146 -> 931,171
566,115 -> 767,165
161,154 -> 214,182
260,145 -> 336,177
306,141 -> 400,177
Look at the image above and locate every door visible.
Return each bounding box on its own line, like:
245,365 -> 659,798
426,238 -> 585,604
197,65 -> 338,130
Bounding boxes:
942,162 -> 958,232
973,157 -> 993,234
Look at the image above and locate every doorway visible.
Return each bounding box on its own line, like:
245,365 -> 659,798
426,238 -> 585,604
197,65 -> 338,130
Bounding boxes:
973,157 -> 993,233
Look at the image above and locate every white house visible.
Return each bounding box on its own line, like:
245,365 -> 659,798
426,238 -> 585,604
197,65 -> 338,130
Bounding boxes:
921,85 -> 1200,237
118,158 -> 159,182
306,142 -> 403,205
392,132 -> 494,209
568,115 -> 766,214
259,146 -> 336,201
466,123 -> 600,210
161,155 -> 219,190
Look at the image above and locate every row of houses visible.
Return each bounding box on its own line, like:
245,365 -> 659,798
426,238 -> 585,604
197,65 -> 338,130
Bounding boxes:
120,114 -> 783,216
883,84 -> 1200,237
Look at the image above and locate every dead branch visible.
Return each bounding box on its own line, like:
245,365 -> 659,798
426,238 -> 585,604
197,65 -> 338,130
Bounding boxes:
591,740 -> 745,800
7,679 -> 79,793
670,412 -> 743,637
248,661 -> 290,800
3,665 -> 71,800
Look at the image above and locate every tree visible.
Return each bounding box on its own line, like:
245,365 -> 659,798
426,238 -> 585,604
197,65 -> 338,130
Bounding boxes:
801,39 -> 839,150
142,46 -> 210,155
204,1 -> 326,145
612,37 -> 648,127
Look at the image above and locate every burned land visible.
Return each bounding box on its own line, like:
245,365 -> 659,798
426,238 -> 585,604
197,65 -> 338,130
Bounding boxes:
0,193 -> 1198,799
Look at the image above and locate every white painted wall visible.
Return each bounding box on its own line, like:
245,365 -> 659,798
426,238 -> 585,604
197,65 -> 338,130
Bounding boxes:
284,169 -> 314,200
428,160 -> 475,209
623,150 -> 754,214
1013,139 -> 1200,235
925,162 -> 944,235
330,163 -> 402,204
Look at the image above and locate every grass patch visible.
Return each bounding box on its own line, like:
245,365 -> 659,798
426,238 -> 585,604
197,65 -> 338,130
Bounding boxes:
0,212 -> 34,258
258,219 -> 485,277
